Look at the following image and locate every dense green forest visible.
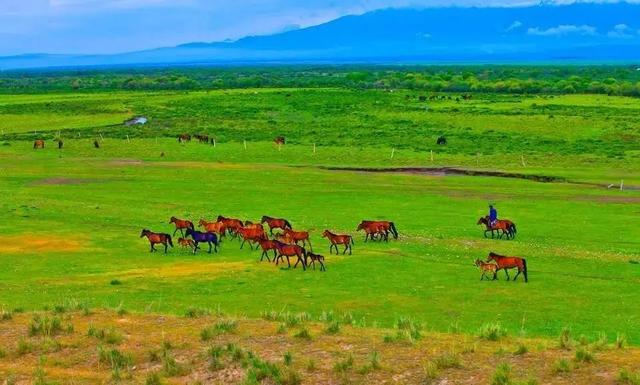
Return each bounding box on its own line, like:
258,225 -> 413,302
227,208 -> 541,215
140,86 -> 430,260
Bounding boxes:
2,65 -> 640,95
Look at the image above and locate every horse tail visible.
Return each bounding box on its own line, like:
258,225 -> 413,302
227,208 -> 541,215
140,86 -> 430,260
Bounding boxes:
284,219 -> 292,229
166,234 -> 174,247
522,258 -> 528,283
389,222 -> 399,239
511,223 -> 517,235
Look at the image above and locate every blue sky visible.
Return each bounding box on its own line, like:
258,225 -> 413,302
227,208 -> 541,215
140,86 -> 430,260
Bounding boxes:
0,0 -> 633,55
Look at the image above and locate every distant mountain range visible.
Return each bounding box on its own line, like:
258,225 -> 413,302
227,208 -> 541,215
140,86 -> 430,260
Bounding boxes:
2,2 -> 639,70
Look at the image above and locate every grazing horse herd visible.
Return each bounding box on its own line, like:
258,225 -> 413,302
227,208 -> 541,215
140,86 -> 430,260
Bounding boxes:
140,215 -> 399,271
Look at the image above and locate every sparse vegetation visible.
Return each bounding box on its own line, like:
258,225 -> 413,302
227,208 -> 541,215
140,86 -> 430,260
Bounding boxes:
479,322 -> 507,341
553,358 -> 572,374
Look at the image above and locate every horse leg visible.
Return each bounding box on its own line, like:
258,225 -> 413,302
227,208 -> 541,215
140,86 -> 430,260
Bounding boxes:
193,242 -> 199,254
208,242 -> 212,254
286,256 -> 291,268
513,269 -> 521,282
150,243 -> 155,253
319,260 -> 325,271
164,242 -> 168,254
240,239 -> 246,249
504,269 -> 510,281
343,244 -> 348,255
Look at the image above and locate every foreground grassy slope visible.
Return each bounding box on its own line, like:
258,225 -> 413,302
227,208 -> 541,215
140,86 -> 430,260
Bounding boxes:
0,140 -> 638,345
1,309 -> 639,384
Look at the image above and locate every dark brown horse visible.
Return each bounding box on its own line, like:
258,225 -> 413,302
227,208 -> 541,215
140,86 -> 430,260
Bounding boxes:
194,134 -> 209,143
177,134 -> 191,143
322,230 -> 353,255
306,252 -> 326,271
260,216 -> 292,235
487,252 -> 528,282
257,239 -> 280,262
54,139 -> 63,149
274,241 -> 307,270
274,136 -> 285,145
283,228 -> 312,251
169,216 -> 194,237
477,216 -> 517,239
33,140 -> 45,149
140,229 -> 173,253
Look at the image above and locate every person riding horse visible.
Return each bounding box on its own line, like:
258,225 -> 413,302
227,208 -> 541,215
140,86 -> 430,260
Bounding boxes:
489,204 -> 498,228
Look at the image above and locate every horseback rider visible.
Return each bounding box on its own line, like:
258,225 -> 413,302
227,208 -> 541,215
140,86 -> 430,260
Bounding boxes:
489,204 -> 498,228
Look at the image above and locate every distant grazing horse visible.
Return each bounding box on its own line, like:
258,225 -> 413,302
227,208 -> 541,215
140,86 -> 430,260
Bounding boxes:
357,220 -> 398,242
169,216 -> 194,237
260,216 -> 292,235
186,228 -> 219,254
257,239 -> 280,262
273,241 -> 307,270
487,252 -> 528,282
274,136 -> 285,145
283,228 -> 312,251
178,134 -> 191,143
178,237 -> 195,251
217,215 -> 244,237
306,252 -> 326,271
33,140 -> 45,149
55,139 -> 63,149
236,227 -> 267,250
198,219 -> 227,238
475,259 -> 498,281
140,229 -> 173,253
322,230 -> 353,255
194,134 -> 209,143
437,136 -> 447,145
477,216 -> 516,239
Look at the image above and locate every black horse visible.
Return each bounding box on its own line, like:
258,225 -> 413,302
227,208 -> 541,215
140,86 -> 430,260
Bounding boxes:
186,228 -> 219,254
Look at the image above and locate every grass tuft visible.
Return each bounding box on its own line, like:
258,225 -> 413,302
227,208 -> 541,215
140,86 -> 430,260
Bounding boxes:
490,362 -> 512,385
478,322 -> 507,341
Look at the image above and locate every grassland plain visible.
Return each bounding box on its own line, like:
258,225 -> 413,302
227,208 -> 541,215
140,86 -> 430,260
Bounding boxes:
0,87 -> 639,383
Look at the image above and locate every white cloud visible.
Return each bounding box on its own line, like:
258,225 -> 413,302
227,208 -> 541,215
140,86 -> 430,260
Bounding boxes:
506,20 -> 523,31
527,24 -> 597,36
606,23 -> 635,38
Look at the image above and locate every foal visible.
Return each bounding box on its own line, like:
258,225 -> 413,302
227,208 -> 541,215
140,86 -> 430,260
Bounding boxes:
306,252 -> 326,271
474,259 -> 498,281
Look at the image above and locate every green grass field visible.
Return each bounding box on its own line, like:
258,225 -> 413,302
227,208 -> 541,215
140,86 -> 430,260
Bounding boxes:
1,88 -> 639,349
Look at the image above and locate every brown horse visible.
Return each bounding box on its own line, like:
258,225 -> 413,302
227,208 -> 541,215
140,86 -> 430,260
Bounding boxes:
217,215 -> 244,237
477,216 -> 517,239
169,216 -> 194,237
257,239 -> 280,262
322,230 -> 353,255
273,241 -> 307,270
357,220 -> 398,241
487,252 -> 528,282
236,227 -> 267,250
54,139 -> 63,149
475,259 -> 498,281
260,216 -> 292,235
178,237 -> 195,251
33,140 -> 45,149
194,134 -> 209,143
243,221 -> 265,231
306,252 -> 326,271
274,136 -> 285,145
140,229 -> 173,253
198,219 -> 227,237
283,228 -> 312,251
177,134 -> 191,143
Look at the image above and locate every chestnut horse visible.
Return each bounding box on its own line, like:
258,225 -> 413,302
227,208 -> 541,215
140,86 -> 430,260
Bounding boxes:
178,237 -> 195,251
487,252 -> 528,282
140,229 -> 173,253
322,230 -> 353,255
306,252 -> 326,271
33,140 -> 45,149
243,221 -> 265,231
169,216 -> 194,237
257,239 -> 280,262
273,241 -> 307,270
283,228 -> 312,251
477,216 -> 516,239
260,216 -> 292,235
236,227 -> 267,250
357,220 -> 398,242
217,215 -> 244,237
198,219 -> 227,238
